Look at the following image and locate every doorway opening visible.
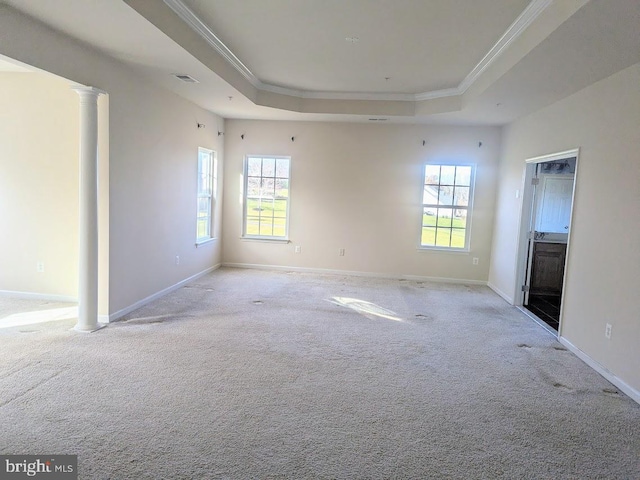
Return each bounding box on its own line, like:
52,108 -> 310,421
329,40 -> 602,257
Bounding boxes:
0,54 -> 109,329
515,149 -> 579,334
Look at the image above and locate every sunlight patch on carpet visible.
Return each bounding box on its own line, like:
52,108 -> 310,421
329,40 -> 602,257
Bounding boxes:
0,306 -> 77,329
329,297 -> 403,322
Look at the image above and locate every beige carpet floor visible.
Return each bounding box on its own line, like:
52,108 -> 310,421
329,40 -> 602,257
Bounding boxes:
0,268 -> 638,479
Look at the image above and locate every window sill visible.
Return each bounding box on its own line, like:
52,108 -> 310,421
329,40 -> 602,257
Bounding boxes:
241,236 -> 290,244
417,246 -> 470,254
195,237 -> 217,247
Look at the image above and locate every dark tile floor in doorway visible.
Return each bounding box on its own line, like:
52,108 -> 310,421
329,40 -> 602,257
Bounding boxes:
526,295 -> 560,330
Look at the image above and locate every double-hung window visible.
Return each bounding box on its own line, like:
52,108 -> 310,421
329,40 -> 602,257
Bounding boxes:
243,156 -> 291,239
421,164 -> 474,250
196,147 -> 217,243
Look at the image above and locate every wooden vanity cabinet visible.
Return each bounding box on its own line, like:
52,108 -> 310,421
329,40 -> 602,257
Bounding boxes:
530,242 -> 567,296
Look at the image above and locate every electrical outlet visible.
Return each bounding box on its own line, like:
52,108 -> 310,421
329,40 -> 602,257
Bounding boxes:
472,257 -> 479,265
339,248 -> 345,256
36,262 -> 45,273
175,255 -> 180,265
294,246 -> 301,254
605,323 -> 612,339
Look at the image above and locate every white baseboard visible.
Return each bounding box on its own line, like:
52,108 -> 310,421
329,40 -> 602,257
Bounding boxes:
105,264 -> 221,322
558,336 -> 640,405
0,290 -> 77,303
487,282 -> 514,304
222,262 -> 487,286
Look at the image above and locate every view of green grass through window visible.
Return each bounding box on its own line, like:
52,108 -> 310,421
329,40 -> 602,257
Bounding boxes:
244,156 -> 290,238
421,164 -> 473,249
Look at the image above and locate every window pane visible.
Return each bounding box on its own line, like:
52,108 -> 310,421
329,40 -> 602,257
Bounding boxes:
197,197 -> 211,216
247,177 -> 260,197
261,178 -> 275,197
453,186 -> 469,207
423,208 -> 436,226
259,219 -> 273,236
246,216 -> 260,235
197,160 -> 204,192
273,199 -> 288,218
424,165 -> 440,185
437,185 -> 454,205
456,166 -> 472,186
247,157 -> 261,176
440,166 -> 455,185
275,179 -> 289,198
198,154 -> 212,194
452,209 -> 467,229
246,198 -> 260,215
437,208 -> 453,227
435,228 -> 452,247
423,186 -> 438,205
421,227 -> 436,246
276,158 -> 290,178
273,218 -> 287,237
451,228 -> 466,248
260,199 -> 275,218
197,218 -> 209,238
262,157 -> 275,177
202,156 -> 210,178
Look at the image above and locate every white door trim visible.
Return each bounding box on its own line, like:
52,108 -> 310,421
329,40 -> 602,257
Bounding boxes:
514,148 -> 580,337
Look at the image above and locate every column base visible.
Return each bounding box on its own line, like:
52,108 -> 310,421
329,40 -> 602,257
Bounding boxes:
72,323 -> 107,333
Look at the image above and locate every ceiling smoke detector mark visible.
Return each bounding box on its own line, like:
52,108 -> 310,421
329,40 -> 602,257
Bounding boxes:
345,36 -> 360,43
173,73 -> 199,83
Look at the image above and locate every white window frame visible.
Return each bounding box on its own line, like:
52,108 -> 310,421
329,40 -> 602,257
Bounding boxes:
196,147 -> 217,244
242,155 -> 291,241
419,163 -> 475,252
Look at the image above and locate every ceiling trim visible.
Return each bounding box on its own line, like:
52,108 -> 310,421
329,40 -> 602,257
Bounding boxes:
458,0 -> 553,94
163,0 -> 552,103
162,0 -> 258,87
414,87 -> 462,102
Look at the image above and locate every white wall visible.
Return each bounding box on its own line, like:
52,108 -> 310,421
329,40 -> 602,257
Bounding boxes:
489,62 -> 640,393
0,6 -> 224,316
0,72 -> 79,299
223,120 -> 501,282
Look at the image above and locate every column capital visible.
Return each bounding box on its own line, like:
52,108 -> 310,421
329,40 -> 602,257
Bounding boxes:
71,86 -> 107,98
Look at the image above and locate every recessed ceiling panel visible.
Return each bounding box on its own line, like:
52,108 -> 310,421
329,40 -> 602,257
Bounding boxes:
183,0 -> 531,94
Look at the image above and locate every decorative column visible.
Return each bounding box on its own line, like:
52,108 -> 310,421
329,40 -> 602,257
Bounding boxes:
72,87 -> 105,332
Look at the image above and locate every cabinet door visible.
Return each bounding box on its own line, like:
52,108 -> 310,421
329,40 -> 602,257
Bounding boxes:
536,176 -> 573,233
530,243 -> 567,296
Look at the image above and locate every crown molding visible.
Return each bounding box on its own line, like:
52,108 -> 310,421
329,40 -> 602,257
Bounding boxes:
414,87 -> 461,102
164,0 -> 552,103
162,0 -> 259,87
257,82 -> 303,98
458,0 -> 553,93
